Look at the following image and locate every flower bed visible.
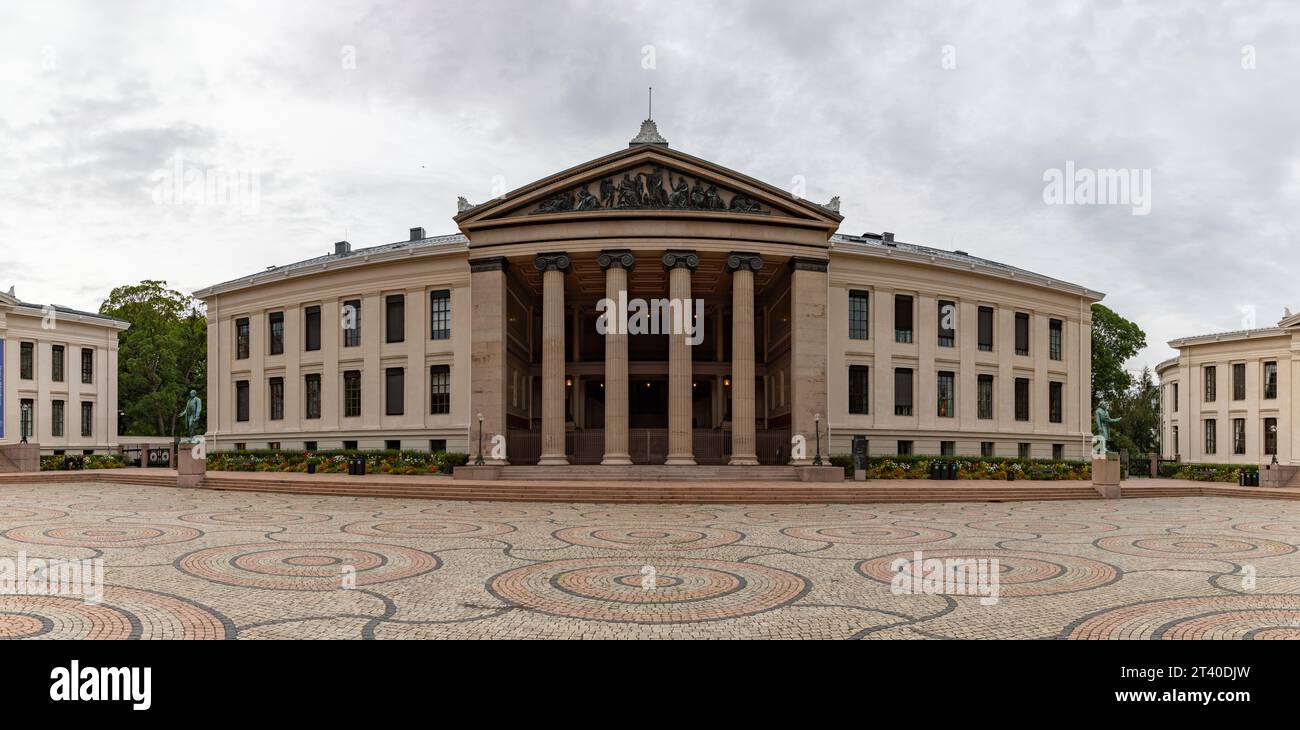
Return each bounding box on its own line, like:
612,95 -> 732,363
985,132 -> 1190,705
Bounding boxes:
829,454 -> 1091,480
40,453 -> 129,471
206,449 -> 468,475
1160,462 -> 1258,483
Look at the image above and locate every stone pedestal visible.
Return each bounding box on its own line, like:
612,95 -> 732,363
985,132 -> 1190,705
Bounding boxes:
797,465 -> 845,482
0,443 -> 40,472
1092,453 -> 1121,498
454,465 -> 503,481
177,443 -> 207,488
1261,464 -> 1300,488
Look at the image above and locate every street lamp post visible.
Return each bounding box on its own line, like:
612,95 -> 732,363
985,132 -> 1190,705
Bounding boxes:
475,412 -> 485,466
1270,423 -> 1279,465
813,413 -> 823,466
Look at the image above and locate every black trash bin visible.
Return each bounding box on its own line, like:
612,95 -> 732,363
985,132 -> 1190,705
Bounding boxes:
930,461 -> 942,480
946,462 -> 958,480
1238,471 -> 1246,486
306,462 -> 317,475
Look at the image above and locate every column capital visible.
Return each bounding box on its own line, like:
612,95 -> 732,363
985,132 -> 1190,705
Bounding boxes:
533,252 -> 571,273
597,249 -> 635,271
469,257 -> 509,273
726,252 -> 763,273
789,256 -> 829,273
662,250 -> 699,271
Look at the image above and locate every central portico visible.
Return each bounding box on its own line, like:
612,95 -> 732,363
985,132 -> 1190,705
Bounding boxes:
457,121 -> 840,467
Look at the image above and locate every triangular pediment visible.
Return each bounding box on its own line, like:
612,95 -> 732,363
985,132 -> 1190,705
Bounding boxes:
455,145 -> 842,232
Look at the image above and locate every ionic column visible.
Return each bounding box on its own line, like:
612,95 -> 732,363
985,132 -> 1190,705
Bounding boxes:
598,250 -> 633,465
535,253 -> 570,465
728,252 -> 762,466
664,250 -> 699,465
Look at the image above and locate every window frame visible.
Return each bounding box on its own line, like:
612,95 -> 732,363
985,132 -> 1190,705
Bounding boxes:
848,290 -> 869,340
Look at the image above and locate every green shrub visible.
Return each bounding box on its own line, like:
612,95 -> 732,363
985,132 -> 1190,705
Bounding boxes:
826,454 -> 1091,480
1166,462 -> 1258,483
207,448 -> 456,475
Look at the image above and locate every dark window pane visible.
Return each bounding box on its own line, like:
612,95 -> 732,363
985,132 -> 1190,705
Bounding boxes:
235,318 -> 249,359
1204,419 -> 1216,454
937,300 -> 955,347
1049,319 -> 1062,360
430,290 -> 451,340
343,370 -> 362,418
269,312 -> 284,355
848,365 -> 869,414
51,345 -> 64,382
894,368 -> 913,416
1049,381 -> 1063,423
1233,418 -> 1246,454
19,342 -> 33,380
236,381 -> 249,422
977,307 -> 994,351
269,377 -> 284,420
1233,363 -> 1245,400
977,374 -> 994,420
386,294 -> 405,343
1015,312 -> 1030,356
1015,378 -> 1030,421
80,402 -> 92,437
1264,362 -> 1277,399
305,374 -> 321,419
305,306 -> 321,351
342,299 -> 361,347
937,371 -> 954,417
894,295 -> 913,343
848,290 -> 869,340
1204,365 -> 1216,402
1265,417 -> 1277,455
430,365 -> 450,414
52,400 -> 64,437
81,348 -> 93,384
385,367 -> 404,416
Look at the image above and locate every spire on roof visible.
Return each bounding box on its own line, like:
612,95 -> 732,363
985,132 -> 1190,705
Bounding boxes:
629,88 -> 668,147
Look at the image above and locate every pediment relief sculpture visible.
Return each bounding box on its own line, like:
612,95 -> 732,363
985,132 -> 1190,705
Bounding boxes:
529,164 -> 767,216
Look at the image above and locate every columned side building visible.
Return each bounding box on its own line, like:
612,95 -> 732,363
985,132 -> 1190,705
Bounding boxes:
0,289 -> 127,455
1157,313 -> 1299,465
196,122 -> 1101,465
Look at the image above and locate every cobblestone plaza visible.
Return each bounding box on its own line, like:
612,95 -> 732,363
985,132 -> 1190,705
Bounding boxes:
2,482 -> 1298,639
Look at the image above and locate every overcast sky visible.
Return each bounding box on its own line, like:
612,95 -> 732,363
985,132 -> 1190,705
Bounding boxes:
2,0 -> 1297,371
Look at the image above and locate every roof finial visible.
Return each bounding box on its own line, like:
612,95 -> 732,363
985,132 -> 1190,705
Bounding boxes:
648,86 -> 653,119
629,89 -> 669,148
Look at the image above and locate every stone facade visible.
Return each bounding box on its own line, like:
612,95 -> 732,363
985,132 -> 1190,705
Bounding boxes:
195,129 -> 1101,463
1157,312 -> 1300,465
0,290 -> 127,455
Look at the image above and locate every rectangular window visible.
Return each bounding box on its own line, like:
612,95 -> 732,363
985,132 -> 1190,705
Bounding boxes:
385,440 -> 401,451
1014,312 -> 1030,356
269,377 -> 284,421
80,401 -> 93,438
268,442 -> 280,451
1014,378 -> 1030,421
897,440 -> 913,455
1233,363 -> 1245,400
940,440 -> 955,456
981,441 -> 994,457
1264,417 -> 1278,455
937,371 -> 955,418
1264,361 -> 1277,399
385,294 -> 405,343
848,290 -> 869,340
848,365 -> 869,415
342,440 -> 357,451
430,439 -> 447,453
1048,319 -> 1062,361
19,399 -> 34,440
343,370 -> 362,418
304,374 -> 321,420
430,365 -> 451,414
1204,419 -> 1217,455
1233,418 -> 1246,455
235,318 -> 250,360
236,381 -> 249,422
1052,444 -> 1064,460
1173,425 -> 1179,456
304,441 -> 318,452
80,348 -> 93,384
304,306 -> 321,351
1049,381 -> 1063,423
343,299 -> 361,347
937,300 -> 956,347
893,368 -> 913,416
51,345 -> 64,382
894,295 -> 913,343
1018,442 -> 1031,459
19,342 -> 33,380
385,367 -> 404,416
977,307 -> 994,351
1173,383 -> 1179,411
269,312 -> 284,355
977,374 -> 994,420
52,400 -> 64,437
430,290 -> 451,340
1204,365 -> 1216,402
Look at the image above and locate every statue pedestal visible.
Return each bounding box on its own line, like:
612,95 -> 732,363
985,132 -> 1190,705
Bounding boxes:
1092,453 -> 1121,498
176,442 -> 206,488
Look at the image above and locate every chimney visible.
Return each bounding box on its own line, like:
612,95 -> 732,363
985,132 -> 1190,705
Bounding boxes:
410,227 -> 425,241
334,240 -> 351,256
881,232 -> 894,242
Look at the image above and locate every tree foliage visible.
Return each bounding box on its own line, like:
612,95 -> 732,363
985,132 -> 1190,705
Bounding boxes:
1090,303 -> 1146,412
1106,366 -> 1161,455
99,280 -> 206,437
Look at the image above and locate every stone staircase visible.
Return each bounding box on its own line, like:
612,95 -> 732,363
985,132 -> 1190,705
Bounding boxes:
496,464 -> 805,481
0,452 -> 18,474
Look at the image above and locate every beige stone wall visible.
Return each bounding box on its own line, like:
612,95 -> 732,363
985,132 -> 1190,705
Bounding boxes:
1157,330 -> 1296,465
826,247 -> 1097,459
202,247 -> 472,452
0,303 -> 124,453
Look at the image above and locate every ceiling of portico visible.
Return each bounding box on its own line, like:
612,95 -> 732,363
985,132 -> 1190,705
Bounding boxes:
510,249 -> 784,302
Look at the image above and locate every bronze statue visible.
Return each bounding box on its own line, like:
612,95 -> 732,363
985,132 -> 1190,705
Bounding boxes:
638,167 -> 668,207
668,174 -> 690,208
574,187 -> 601,210
1094,405 -> 1121,455
599,178 -> 615,208
179,390 -> 202,442
617,173 -> 642,207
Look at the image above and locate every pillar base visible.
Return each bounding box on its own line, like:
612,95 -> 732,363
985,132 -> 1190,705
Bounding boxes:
665,455 -> 697,466
538,455 -> 571,466
728,456 -> 759,466
601,455 -> 633,465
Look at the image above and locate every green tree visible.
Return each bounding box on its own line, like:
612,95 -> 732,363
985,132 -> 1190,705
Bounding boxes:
99,281 -> 207,437
1108,366 -> 1161,455
1091,303 -> 1146,412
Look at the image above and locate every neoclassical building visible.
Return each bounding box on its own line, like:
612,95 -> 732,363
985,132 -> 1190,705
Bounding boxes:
196,121 -> 1101,466
0,289 -> 127,456
1157,312 -> 1299,465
